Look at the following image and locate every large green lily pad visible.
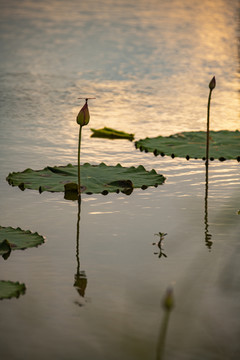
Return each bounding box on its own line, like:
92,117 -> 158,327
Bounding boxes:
135,130 -> 240,160
91,127 -> 134,141
0,226 -> 45,255
7,162 -> 165,195
0,280 -> 26,300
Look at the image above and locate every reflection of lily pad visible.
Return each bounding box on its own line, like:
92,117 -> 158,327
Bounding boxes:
0,280 -> 26,300
0,239 -> 12,260
135,130 -> 240,160
91,127 -> 134,140
7,162 -> 165,195
0,239 -> 11,254
0,226 -> 45,252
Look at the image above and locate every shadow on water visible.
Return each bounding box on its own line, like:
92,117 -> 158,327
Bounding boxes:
204,161 -> 213,250
74,196 -> 88,306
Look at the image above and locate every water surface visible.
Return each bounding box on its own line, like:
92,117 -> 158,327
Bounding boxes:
0,1 -> 239,359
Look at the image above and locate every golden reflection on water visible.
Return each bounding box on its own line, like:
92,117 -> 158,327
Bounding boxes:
2,0 -> 238,142
65,0 -> 239,142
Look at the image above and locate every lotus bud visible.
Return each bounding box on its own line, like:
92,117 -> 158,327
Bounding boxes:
76,100 -> 90,126
209,76 -> 216,91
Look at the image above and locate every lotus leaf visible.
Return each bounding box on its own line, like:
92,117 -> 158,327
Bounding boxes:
0,280 -> 26,300
135,130 -> 240,160
7,162 -> 165,195
0,226 -> 45,252
91,127 -> 134,141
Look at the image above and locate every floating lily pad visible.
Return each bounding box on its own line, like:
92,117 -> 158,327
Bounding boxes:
0,280 -> 26,300
135,130 -> 240,161
0,226 -> 45,253
91,127 -> 134,141
7,162 -> 165,195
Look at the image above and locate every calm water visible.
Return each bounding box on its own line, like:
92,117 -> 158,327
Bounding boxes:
0,0 -> 239,359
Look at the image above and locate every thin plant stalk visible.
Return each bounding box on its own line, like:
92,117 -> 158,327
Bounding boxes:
206,91 -> 212,163
77,125 -> 83,195
76,97 -> 94,196
206,76 -> 216,163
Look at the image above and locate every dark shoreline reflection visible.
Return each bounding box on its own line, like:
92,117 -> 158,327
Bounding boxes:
204,161 -> 213,250
74,196 -> 88,306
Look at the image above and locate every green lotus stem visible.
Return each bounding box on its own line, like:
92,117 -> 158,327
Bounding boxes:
76,97 -> 92,195
206,91 -> 212,162
206,76 -> 216,163
78,125 -> 83,195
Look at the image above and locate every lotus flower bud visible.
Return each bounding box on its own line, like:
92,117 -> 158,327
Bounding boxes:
209,76 -> 216,90
76,100 -> 90,126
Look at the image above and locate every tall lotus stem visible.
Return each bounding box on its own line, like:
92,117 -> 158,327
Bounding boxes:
76,98 -> 94,196
206,76 -> 216,163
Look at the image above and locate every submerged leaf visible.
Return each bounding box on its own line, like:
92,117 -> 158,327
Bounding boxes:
7,163 -> 165,195
0,226 -> 45,251
91,127 -> 134,141
135,130 -> 240,160
0,280 -> 26,300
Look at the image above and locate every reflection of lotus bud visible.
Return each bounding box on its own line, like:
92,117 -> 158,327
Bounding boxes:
76,100 -> 90,126
209,76 -> 216,90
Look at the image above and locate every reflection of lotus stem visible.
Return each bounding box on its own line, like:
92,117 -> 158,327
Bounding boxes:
204,161 -> 213,249
76,196 -> 81,274
78,125 -> 83,195
204,161 -> 209,239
